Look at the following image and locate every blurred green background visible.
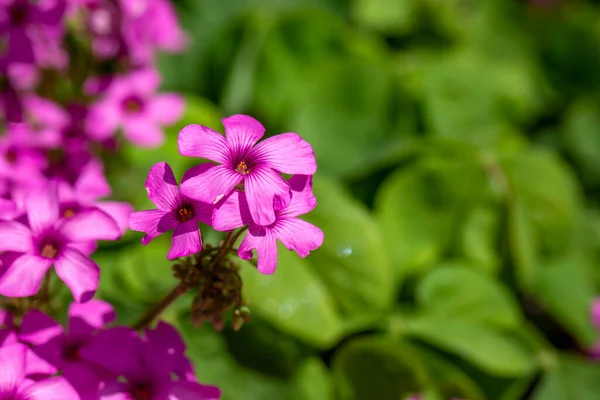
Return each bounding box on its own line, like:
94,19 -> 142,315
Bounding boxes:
95,0 -> 600,399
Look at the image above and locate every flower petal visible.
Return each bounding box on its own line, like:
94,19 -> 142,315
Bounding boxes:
180,165 -> 242,205
0,254 -> 52,298
178,124 -> 230,164
19,310 -> 63,346
238,225 -> 278,274
169,381 -> 222,400
144,322 -> 186,375
145,162 -> 179,210
0,221 -> 33,252
212,190 -> 251,232
68,299 -> 115,340
0,343 -> 26,394
19,376 -> 79,400
592,299 -> 600,330
60,209 -> 121,242
244,167 -> 291,226
128,209 -> 176,245
277,175 -> 317,218
54,248 -> 99,303
94,201 -> 134,234
167,220 -> 201,260
222,114 -> 264,157
273,218 -> 324,258
148,94 -> 185,125
122,117 -> 165,148
86,101 -> 120,141
74,159 -> 112,202
251,133 -> 317,175
26,182 -> 59,234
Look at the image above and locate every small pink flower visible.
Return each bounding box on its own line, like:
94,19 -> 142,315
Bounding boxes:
179,115 -> 317,226
213,175 -> 323,274
129,162 -> 213,260
0,182 -> 121,301
86,69 -> 184,147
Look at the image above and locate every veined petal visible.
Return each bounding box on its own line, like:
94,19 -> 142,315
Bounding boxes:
149,94 -> 185,125
19,310 -> 63,346
169,381 -> 222,400
178,124 -> 230,164
222,114 -> 264,157
95,201 -> 134,234
54,247 -> 99,303
19,376 -> 79,400
0,254 -> 52,298
0,221 -> 33,252
180,165 -> 242,205
68,299 -> 115,340
60,209 -> 121,242
145,162 -> 179,210
273,218 -> 324,258
238,225 -> 278,274
0,343 -> 26,395
277,175 -> 317,218
244,167 -> 291,226
167,220 -> 201,260
251,133 -> 317,175
122,118 -> 165,148
26,182 -> 59,234
212,190 -> 251,232
128,209 -> 175,245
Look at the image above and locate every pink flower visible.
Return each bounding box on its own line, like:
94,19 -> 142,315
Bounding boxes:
0,343 -> 79,400
0,182 -> 121,301
179,115 -> 317,226
213,175 -> 323,274
86,69 -> 184,147
80,322 -> 221,399
129,162 -> 213,260
19,300 -> 116,397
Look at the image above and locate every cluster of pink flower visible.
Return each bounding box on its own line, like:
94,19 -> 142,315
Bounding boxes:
130,114 -> 325,275
0,300 -> 220,399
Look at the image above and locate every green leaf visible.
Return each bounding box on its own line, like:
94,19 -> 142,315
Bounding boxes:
332,336 -> 427,400
291,358 -> 335,400
351,0 -> 418,34
417,264 -> 521,328
530,355 -> 600,400
534,255 -> 598,346
239,246 -> 343,348
562,98 -> 600,185
459,204 -> 501,274
303,176 -> 394,316
405,317 -> 534,376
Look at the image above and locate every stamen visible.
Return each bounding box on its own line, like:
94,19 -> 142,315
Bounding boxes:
64,209 -> 76,219
176,205 -> 195,222
41,244 -> 58,259
235,161 -> 250,175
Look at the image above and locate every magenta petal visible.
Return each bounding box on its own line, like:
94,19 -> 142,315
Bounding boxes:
94,201 -> 134,234
75,159 -> 112,202
274,218 -> 324,258
0,198 -> 17,220
18,376 -> 79,400
592,298 -> 600,329
169,381 -> 222,400
144,322 -> 186,375
238,225 -> 278,274
180,165 -> 242,205
25,347 -> 59,377
26,182 -> 59,234
54,248 -> 99,303
0,254 -> 52,298
19,310 -> 63,346
130,68 -> 161,96
145,162 -> 179,210
69,299 -> 115,339
0,221 -> 33,252
212,190 -> 251,232
278,175 -> 317,218
122,118 -> 165,148
222,114 -> 265,155
167,220 -> 201,260
96,381 -> 131,400
251,133 -> 317,175
149,94 -> 185,125
178,124 -> 230,164
86,102 -> 120,141
60,209 -> 121,242
62,363 -> 103,400
79,327 -> 143,379
128,209 -> 175,245
244,167 -> 291,226
0,343 -> 26,394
